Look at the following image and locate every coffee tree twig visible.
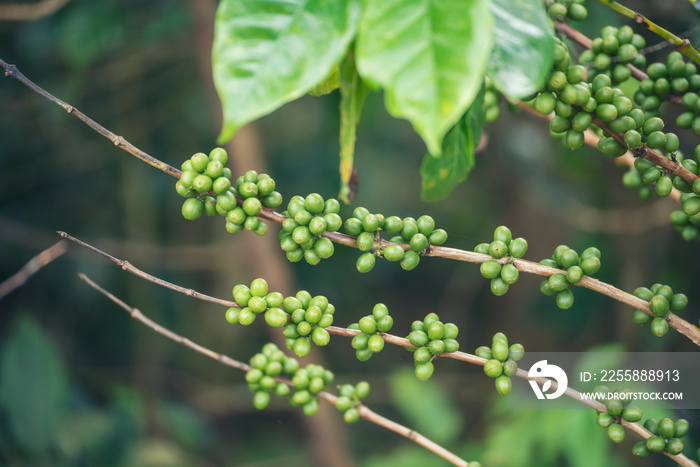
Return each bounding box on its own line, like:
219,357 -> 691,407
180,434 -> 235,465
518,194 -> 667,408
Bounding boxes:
593,0 -> 700,66
76,267 -> 696,466
77,273 -> 475,467
0,240 -> 67,301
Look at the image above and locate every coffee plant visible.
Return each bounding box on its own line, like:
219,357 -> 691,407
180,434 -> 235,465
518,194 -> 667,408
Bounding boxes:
2,0 -> 700,465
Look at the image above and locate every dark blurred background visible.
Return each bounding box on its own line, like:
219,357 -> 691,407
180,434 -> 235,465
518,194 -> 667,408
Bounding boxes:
0,0 -> 699,466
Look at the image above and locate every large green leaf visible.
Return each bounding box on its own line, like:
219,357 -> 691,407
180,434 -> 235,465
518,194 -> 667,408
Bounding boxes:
0,315 -> 69,454
356,0 -> 493,156
486,0 -> 555,100
338,52 -> 370,203
420,89 -> 484,201
213,0 -> 362,143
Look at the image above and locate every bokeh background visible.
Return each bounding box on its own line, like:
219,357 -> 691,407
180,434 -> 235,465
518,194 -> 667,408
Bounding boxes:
1,0 -> 699,466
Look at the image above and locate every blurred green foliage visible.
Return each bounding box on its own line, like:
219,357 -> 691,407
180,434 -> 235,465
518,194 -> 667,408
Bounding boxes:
1,0 -> 699,466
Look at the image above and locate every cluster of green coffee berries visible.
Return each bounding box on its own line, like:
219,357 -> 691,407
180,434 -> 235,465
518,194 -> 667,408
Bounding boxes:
531,42 -> 594,151
334,381 -> 370,424
406,313 -> 460,381
348,303 -> 393,361
350,209 -> 447,273
245,343 -> 334,418
475,333 -> 523,396
634,416 -> 690,457
594,390 -> 643,444
279,194 -> 342,265
539,245 -> 601,309
670,189 -> 700,241
226,169 -> 283,235
623,151 -> 698,204
631,284 -> 688,337
227,278 -> 284,326
176,149 -> 283,236
177,148 -> 234,221
280,291 -> 335,357
475,226 -> 528,296
226,280 -> 334,356
579,26 -> 646,85
636,52 -> 700,123
545,0 -> 587,22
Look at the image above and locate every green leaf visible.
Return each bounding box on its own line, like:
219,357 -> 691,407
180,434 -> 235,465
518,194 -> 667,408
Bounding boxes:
486,0 -> 555,101
0,315 -> 69,454
388,367 -> 462,444
420,89 -> 485,201
213,0 -> 362,143
308,65 -> 341,97
338,52 -> 370,203
356,0 -> 493,156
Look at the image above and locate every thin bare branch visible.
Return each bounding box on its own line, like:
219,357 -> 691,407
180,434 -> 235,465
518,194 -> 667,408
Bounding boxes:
0,58 -> 181,178
0,0 -> 69,21
518,103 -> 683,204
78,273 -> 473,467
0,240 -> 67,300
78,274 -> 695,467
59,231 -> 238,308
79,273 -> 248,371
60,220 -> 700,347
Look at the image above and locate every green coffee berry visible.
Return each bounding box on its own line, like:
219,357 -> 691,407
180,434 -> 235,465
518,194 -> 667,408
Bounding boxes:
597,412 -> 613,428
474,243 -> 490,254
409,330 -> 429,347
667,437 -> 684,455
650,317 -> 669,337
645,435 -> 666,453
182,198 -> 204,220
508,343 -> 524,361
607,423 -> 625,443
548,273 -> 568,292
632,310 -> 653,325
484,359 -> 503,378
356,232 -> 374,252
556,290 -> 574,309
400,251 -> 421,270
580,256 -> 601,275
566,265 -> 583,284
500,263 -> 519,284
415,362 -> 434,381
621,405 -> 642,422
490,277 -> 509,296
368,333 -> 385,353
491,339 -> 509,362
675,418 -> 689,438
480,260 -> 502,279
383,244 -> 405,262
632,441 -> 651,458
493,226 -> 512,245
428,229 -> 448,245
649,295 -> 669,317
357,252 -> 376,273
508,237 -> 528,258
658,417 -> 675,438
410,233 -> 428,252
494,375 -> 512,395
428,339 -> 445,355
492,332 -> 508,346
293,337 -> 311,357
489,240 -> 508,259
414,346 -> 432,364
